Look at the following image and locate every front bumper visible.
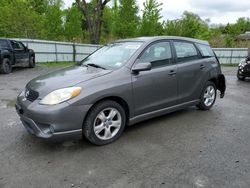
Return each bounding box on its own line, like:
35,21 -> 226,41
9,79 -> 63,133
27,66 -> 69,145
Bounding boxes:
16,94 -> 92,142
238,66 -> 250,77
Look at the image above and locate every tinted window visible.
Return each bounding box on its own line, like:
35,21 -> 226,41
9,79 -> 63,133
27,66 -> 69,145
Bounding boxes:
17,42 -> 25,50
139,41 -> 172,67
11,41 -> 24,50
0,40 -> 9,48
196,44 -> 214,57
174,41 -> 198,59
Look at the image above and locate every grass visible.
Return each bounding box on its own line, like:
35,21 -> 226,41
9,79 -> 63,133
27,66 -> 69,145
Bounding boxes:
37,62 -> 77,67
221,63 -> 238,67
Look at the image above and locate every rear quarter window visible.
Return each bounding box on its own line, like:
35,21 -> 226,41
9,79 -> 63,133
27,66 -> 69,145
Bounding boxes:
196,44 -> 214,57
0,40 -> 9,48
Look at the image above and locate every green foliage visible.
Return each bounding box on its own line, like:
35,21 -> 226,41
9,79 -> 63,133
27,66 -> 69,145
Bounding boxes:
64,5 -> 83,41
42,0 -> 64,40
140,0 -> 164,36
28,0 -> 49,14
164,11 -> 209,39
0,0 -> 250,47
114,0 -> 140,38
0,0 -> 43,38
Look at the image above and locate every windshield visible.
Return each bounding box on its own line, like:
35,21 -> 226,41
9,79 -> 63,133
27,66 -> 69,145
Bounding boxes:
81,42 -> 143,69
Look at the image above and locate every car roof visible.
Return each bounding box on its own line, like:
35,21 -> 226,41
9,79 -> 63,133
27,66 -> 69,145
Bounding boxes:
116,36 -> 209,45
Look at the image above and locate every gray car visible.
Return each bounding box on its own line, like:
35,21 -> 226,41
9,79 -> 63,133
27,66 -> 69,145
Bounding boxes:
16,36 -> 226,145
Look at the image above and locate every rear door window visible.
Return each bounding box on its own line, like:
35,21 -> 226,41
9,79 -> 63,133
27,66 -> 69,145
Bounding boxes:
173,41 -> 199,62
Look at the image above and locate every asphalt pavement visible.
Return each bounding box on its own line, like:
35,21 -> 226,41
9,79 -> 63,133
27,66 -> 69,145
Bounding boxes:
0,66 -> 250,188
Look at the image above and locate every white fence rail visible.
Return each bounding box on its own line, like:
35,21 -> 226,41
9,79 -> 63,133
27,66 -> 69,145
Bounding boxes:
12,39 -> 250,64
12,38 -> 101,63
213,48 -> 249,64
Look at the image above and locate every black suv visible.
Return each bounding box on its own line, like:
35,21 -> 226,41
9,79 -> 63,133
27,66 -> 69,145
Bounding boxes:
237,56 -> 250,80
0,39 -> 35,74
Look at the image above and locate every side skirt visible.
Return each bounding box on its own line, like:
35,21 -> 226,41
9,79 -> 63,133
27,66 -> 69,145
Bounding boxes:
128,100 -> 200,126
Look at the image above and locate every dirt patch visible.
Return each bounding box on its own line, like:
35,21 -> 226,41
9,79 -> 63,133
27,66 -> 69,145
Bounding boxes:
0,99 -> 16,108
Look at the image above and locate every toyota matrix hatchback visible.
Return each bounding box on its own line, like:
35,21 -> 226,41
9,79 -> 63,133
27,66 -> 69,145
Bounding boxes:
16,36 -> 226,145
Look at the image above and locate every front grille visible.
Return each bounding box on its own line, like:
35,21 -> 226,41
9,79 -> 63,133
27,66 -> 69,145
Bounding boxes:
25,87 -> 39,102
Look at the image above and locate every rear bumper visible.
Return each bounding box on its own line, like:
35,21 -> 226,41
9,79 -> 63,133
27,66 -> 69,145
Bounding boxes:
16,94 -> 92,142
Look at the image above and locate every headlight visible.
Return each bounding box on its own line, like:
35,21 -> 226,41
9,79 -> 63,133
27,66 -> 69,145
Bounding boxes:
239,59 -> 247,67
40,87 -> 81,105
239,62 -> 246,67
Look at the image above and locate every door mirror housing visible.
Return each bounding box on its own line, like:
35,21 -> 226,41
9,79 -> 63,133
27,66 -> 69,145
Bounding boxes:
132,62 -> 152,73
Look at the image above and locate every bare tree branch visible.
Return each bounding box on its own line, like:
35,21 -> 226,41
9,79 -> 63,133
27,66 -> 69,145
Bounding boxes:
76,0 -> 110,44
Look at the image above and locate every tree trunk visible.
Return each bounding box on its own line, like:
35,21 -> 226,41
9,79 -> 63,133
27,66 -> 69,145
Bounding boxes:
76,0 -> 110,44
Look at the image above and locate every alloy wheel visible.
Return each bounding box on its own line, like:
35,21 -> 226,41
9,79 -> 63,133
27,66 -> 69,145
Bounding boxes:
93,108 -> 122,140
203,85 -> 216,107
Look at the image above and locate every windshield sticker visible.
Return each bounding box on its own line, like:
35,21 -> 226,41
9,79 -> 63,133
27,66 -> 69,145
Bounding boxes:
115,62 -> 123,66
125,45 -> 141,50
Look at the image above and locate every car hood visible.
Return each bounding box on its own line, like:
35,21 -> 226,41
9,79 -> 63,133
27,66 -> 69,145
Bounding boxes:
26,66 -> 112,96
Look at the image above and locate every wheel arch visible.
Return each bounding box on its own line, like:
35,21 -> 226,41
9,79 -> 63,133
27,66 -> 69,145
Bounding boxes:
82,96 -> 130,127
208,74 -> 226,98
1,51 -> 14,64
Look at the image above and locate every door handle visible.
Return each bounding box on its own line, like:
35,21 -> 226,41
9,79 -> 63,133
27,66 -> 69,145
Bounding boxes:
200,64 -> 206,69
168,70 -> 176,75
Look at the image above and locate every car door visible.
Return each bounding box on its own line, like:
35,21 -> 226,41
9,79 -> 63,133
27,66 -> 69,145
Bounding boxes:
173,40 -> 206,104
11,41 -> 28,64
132,41 -> 178,116
17,42 -> 29,63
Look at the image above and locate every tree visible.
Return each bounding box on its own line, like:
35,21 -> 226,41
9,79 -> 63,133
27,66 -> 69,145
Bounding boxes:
114,0 -> 139,38
64,4 -> 83,42
76,0 -> 111,44
42,0 -> 64,40
164,11 -> 209,39
140,0 -> 163,36
0,0 -> 43,38
28,0 -> 49,14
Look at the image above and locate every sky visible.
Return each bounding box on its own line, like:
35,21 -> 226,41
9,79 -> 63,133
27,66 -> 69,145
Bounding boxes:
63,0 -> 250,25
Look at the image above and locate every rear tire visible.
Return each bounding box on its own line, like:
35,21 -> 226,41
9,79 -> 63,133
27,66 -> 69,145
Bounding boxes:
83,100 -> 126,145
237,70 -> 245,81
0,58 -> 12,74
197,81 -> 217,111
28,56 -> 35,68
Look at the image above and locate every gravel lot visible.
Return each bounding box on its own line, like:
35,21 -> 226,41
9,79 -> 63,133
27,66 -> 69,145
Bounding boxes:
0,66 -> 250,188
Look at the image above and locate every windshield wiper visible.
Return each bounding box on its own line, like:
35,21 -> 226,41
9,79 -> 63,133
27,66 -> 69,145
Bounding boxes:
86,63 -> 106,70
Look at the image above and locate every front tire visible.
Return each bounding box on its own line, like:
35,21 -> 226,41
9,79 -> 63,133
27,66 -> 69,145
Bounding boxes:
0,58 -> 12,74
83,100 -> 126,145
28,56 -> 35,68
197,81 -> 217,110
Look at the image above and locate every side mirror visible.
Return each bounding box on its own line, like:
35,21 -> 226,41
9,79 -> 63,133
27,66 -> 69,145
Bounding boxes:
132,62 -> 152,73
